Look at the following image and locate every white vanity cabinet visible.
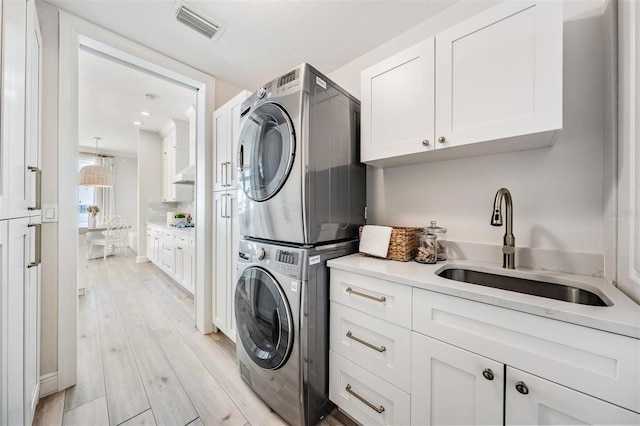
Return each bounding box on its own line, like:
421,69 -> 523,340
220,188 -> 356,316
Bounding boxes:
328,263 -> 640,425
361,0 -> 562,168
329,270 -> 412,425
411,332 -> 503,425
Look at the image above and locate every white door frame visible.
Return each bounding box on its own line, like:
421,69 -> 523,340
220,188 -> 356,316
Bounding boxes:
58,11 -> 215,390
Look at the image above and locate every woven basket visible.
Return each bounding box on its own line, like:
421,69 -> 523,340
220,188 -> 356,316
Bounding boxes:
359,226 -> 422,262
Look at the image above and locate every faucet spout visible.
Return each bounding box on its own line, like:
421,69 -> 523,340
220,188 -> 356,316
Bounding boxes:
491,188 -> 515,269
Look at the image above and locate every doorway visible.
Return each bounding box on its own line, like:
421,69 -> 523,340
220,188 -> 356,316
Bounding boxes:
56,12 -> 216,392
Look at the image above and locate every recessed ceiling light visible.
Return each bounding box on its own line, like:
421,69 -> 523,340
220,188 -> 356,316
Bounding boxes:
133,121 -> 143,126
141,111 -> 151,116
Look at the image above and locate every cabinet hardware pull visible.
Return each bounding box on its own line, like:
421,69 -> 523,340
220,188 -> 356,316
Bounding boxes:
28,166 -> 41,210
482,368 -> 494,381
27,223 -> 42,268
221,163 -> 226,186
346,331 -> 386,352
438,136 -> 447,143
345,384 -> 385,414
422,139 -> 430,146
345,287 -> 386,303
515,381 -> 529,395
226,161 -> 232,186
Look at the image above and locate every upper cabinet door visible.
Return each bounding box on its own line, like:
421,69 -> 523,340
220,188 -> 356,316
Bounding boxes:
25,0 -> 42,217
361,37 -> 435,163
213,90 -> 250,192
435,1 -> 562,148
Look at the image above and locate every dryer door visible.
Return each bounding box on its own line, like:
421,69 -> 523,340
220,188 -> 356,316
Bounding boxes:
235,266 -> 294,370
237,103 -> 295,202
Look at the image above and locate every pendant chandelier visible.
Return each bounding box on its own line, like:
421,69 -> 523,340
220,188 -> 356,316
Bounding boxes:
79,137 -> 113,187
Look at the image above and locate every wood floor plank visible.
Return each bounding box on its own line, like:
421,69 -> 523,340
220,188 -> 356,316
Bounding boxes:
62,395 -> 109,426
187,332 -> 287,426
120,409 -> 157,426
33,390 -> 65,426
105,261 -> 199,426
186,418 -> 204,426
94,280 -> 150,425
154,326 -> 247,426
64,286 -> 106,412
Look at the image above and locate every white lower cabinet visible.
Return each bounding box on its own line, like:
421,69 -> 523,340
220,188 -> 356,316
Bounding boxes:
330,351 -> 410,425
145,224 -> 194,294
506,368 -> 639,425
2,217 -> 40,426
328,268 -> 640,425
411,332 -> 503,425
212,190 -> 239,341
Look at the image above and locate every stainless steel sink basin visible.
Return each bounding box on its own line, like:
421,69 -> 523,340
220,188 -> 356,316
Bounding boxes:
437,268 -> 609,306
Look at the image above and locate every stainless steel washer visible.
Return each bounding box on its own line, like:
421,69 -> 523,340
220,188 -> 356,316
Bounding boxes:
237,63 -> 366,245
235,239 -> 358,425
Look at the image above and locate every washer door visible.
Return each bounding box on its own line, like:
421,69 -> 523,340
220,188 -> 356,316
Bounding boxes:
235,266 -> 294,370
237,103 -> 295,202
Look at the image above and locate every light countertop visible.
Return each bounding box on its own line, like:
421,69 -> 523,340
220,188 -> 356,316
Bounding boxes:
328,254 -> 640,339
147,222 -> 195,232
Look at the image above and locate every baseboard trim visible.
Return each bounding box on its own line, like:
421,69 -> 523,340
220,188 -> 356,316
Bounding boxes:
136,255 -> 150,263
39,372 -> 58,397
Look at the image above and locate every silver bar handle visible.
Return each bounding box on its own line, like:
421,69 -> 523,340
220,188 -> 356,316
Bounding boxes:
345,384 -> 385,414
225,161 -> 231,186
28,166 -> 41,210
27,223 -> 41,268
226,194 -> 232,218
346,287 -> 387,303
346,331 -> 386,353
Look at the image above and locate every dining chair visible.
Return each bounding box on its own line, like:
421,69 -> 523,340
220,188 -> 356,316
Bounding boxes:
87,216 -> 130,260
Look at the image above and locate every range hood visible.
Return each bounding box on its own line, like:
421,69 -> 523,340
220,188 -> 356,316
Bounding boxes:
172,164 -> 195,185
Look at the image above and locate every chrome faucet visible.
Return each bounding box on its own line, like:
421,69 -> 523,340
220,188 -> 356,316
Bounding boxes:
491,188 -> 515,269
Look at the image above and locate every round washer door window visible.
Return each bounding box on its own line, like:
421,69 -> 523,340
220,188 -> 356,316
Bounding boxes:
237,103 -> 295,202
234,266 -> 294,370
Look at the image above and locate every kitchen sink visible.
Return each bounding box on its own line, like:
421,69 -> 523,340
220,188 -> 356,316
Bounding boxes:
437,268 -> 610,306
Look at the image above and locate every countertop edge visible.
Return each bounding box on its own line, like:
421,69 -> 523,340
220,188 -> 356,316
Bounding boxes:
328,254 -> 640,339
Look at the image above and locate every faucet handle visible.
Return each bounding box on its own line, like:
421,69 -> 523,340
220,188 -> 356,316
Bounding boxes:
502,245 -> 515,255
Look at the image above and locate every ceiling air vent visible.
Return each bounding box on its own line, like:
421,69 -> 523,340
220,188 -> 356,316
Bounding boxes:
175,2 -> 224,40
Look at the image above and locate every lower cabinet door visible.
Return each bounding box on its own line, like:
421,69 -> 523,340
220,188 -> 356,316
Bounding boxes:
330,351 -> 410,425
506,367 -> 640,425
411,332 -> 503,425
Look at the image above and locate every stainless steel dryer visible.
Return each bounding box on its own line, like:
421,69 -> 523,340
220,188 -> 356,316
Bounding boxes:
237,63 -> 366,245
235,239 -> 358,425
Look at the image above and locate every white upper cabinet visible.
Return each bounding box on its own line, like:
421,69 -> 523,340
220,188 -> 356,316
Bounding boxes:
361,0 -> 563,168
160,119 -> 192,202
361,38 -> 435,162
25,0 -> 42,217
213,90 -> 250,192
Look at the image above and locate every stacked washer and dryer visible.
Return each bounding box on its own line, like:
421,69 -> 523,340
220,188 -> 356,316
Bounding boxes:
234,63 -> 366,425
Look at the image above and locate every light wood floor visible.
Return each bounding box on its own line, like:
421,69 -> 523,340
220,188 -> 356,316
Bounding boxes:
33,252 -> 354,426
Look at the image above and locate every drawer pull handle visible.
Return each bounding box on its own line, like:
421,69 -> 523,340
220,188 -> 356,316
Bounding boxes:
346,287 -> 386,303
345,384 -> 385,414
346,331 -> 386,353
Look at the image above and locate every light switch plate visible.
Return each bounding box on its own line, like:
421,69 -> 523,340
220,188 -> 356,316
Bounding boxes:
42,204 -> 58,222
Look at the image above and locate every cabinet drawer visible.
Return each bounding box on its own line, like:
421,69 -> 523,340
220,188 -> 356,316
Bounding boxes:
413,288 -> 640,412
330,269 -> 411,328
330,351 -> 410,426
330,302 -> 411,392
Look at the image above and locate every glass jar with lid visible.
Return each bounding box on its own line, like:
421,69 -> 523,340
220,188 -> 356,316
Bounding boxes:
415,231 -> 437,264
426,221 -> 447,261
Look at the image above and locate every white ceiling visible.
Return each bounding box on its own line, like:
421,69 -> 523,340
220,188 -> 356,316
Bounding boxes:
79,49 -> 197,157
59,0 -> 460,158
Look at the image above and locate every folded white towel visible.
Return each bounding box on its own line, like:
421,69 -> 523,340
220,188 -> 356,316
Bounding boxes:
359,225 -> 393,258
